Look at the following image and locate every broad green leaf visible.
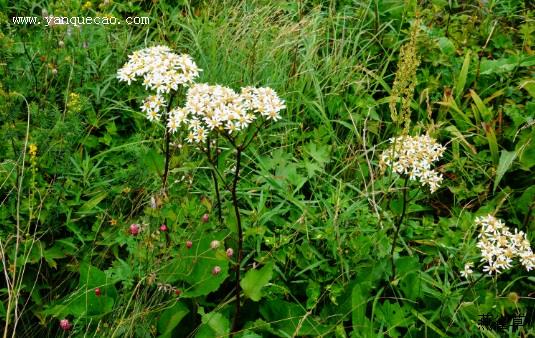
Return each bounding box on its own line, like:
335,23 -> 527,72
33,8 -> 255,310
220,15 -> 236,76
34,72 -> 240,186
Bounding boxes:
259,300 -> 329,336
196,312 -> 230,338
67,263 -> 118,317
437,37 -> 455,56
78,191 -> 108,213
470,90 -> 492,123
157,302 -> 189,337
158,235 -> 229,297
493,150 -> 518,192
482,122 -> 499,165
241,262 -> 273,302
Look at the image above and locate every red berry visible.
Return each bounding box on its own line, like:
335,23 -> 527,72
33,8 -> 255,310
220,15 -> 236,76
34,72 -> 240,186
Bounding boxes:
160,224 -> 168,232
129,224 -> 140,236
186,241 -> 193,249
175,289 -> 181,296
95,288 -> 101,296
201,213 -> 209,223
59,319 -> 72,331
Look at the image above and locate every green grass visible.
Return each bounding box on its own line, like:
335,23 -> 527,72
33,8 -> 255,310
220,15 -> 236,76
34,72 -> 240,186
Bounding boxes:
1,0 -> 534,337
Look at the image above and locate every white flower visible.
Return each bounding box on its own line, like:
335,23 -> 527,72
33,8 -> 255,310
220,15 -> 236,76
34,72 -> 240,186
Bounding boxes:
460,262 -> 474,278
118,45 -> 201,94
380,134 -> 446,192
474,214 -> 534,274
176,83 -> 285,143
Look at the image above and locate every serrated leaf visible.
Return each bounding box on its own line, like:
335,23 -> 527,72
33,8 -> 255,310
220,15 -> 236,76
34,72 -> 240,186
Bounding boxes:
240,262 -> 273,302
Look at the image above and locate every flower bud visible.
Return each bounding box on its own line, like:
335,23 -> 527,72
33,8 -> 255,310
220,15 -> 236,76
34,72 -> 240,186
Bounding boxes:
129,224 -> 140,236
201,213 -> 209,223
58,40 -> 64,48
212,266 -> 221,275
59,319 -> 72,331
210,240 -> 220,250
95,288 -> 101,297
186,240 -> 193,249
175,289 -> 181,296
226,248 -> 234,258
160,224 -> 168,232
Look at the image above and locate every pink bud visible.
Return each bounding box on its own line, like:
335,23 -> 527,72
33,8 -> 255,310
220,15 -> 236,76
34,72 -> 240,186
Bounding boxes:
95,288 -> 101,297
201,213 -> 209,223
129,224 -> 140,236
186,241 -> 193,249
59,319 -> 72,331
160,224 -> 168,232
226,248 -> 234,258
212,266 -> 221,275
210,240 -> 220,250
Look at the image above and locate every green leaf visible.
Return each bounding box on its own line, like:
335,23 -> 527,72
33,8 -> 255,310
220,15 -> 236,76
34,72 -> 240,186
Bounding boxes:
195,310 -> 230,338
43,245 -> 67,268
78,191 -> 108,213
351,283 -> 369,330
410,308 -> 447,337
68,263 -> 118,318
241,262 -> 273,302
259,300 -> 329,336
157,302 -> 189,337
455,51 -> 471,100
437,37 -> 455,56
493,150 -> 517,192
158,235 -> 229,297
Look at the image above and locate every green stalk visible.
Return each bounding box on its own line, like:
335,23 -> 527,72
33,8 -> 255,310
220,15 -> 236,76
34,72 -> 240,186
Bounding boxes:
390,176 -> 409,282
230,146 -> 243,334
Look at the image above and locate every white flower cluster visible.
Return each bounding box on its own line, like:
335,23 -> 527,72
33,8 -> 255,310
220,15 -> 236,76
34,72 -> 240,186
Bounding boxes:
380,134 -> 446,193
167,83 -> 285,143
117,45 -> 201,121
475,214 -> 534,275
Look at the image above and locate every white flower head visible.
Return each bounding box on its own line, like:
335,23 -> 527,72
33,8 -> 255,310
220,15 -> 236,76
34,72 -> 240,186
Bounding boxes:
380,134 -> 446,192
178,83 -> 285,143
475,214 -> 534,275
118,45 -> 201,94
117,45 -> 201,124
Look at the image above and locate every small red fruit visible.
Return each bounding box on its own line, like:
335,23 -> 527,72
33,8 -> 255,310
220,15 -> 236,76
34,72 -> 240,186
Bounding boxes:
175,289 -> 181,296
59,319 -> 72,331
95,288 -> 101,297
186,240 -> 193,249
201,213 -> 209,223
160,224 -> 168,232
129,223 -> 140,236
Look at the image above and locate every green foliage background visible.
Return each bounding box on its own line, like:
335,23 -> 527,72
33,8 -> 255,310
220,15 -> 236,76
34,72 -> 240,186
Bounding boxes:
0,0 -> 534,337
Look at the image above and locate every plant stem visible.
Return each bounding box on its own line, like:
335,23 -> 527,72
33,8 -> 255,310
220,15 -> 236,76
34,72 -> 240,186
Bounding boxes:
446,273 -> 486,332
162,128 -> 171,190
207,137 -> 223,223
391,176 -> 409,281
162,92 -> 176,191
231,146 -> 243,334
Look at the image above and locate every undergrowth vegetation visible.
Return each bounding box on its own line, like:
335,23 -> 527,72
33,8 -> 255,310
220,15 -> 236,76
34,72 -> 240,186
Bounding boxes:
1,0 -> 534,337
